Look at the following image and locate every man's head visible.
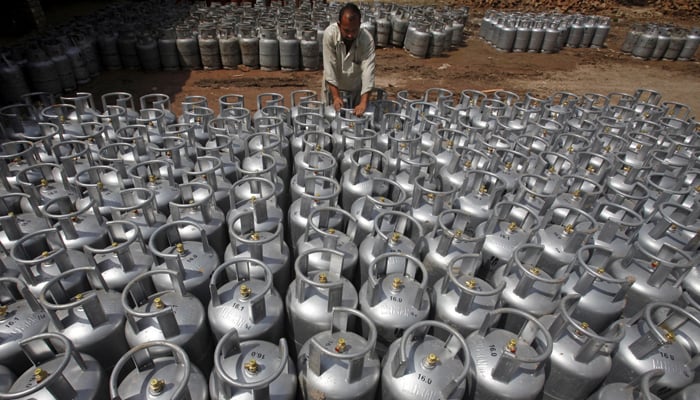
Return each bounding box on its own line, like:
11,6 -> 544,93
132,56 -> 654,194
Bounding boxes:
337,3 -> 362,45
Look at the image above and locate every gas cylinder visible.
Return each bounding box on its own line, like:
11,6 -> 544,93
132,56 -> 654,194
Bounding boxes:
359,253 -> 431,358
218,26 -> 241,70
286,248 -> 358,355
109,187 -> 167,245
237,152 -> 287,212
199,24 -> 221,70
297,307 -> 380,400
176,25 -> 202,70
287,175 -> 341,252
197,134 -> 241,184
0,192 -> 50,251
279,28 -> 300,71
422,208 -> 486,287
158,27 -> 180,70
110,341 -> 209,400
466,308 -> 553,400
139,93 -> 177,125
208,257 -> 284,342
539,294 -> 626,400
136,32 -> 161,71
605,302 -> 699,397
118,27 -> 141,69
409,175 -> 456,234
291,150 -> 337,203
678,27 -> 700,60
39,266 -> 129,372
149,220 -> 220,306
590,201 -> 644,259
83,220 -> 154,292
0,277 -> 49,376
382,320 -> 470,400
41,196 -> 109,251
0,332 -> 107,400
122,269 -> 213,376
227,176 -> 284,236
238,25 -> 260,69
296,207 -> 358,281
491,243 -> 567,330
433,253 -> 504,337
259,28 -> 280,71
300,29 -> 320,71
184,156 -> 232,215
560,244 -> 634,332
349,177 -> 407,247
74,165 -> 124,219
128,159 -> 182,217
635,201 -> 699,257
210,330 -> 296,400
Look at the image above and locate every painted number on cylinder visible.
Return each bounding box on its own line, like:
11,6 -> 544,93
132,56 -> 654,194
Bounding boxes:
489,344 -> 498,357
417,373 -> 432,385
389,296 -> 403,303
250,352 -> 265,359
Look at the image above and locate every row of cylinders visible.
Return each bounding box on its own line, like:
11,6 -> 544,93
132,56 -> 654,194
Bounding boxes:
479,10 -> 611,53
620,23 -> 700,61
0,84 -> 698,399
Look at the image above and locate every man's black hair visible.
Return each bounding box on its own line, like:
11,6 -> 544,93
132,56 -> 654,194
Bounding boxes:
338,3 -> 361,22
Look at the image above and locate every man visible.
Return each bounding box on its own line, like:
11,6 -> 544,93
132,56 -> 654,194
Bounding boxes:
322,3 -> 376,117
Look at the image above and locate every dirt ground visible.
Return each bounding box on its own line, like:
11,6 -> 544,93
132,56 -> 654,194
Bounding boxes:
31,3 -> 700,116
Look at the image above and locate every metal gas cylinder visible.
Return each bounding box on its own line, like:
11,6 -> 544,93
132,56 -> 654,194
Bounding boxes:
339,147 -> 389,211
588,369 -> 663,400
475,201 -> 541,278
678,27 -> 700,60
41,196 -> 108,251
167,182 -> 227,262
0,277 -> 49,376
197,133 -> 241,184
635,201 -> 699,257
466,307 -> 553,400
149,220 -> 220,305
210,330 -> 296,400
208,257 -> 284,342
218,26 -> 241,70
296,207 -> 358,281
300,29 -> 320,71
349,177 -> 407,247
158,27 -> 180,71
0,192 -> 50,251
409,175 -> 456,233
136,32 -> 161,71
590,201 -> 644,259
74,165 -> 124,219
139,93 -> 177,125
239,152 -> 288,212
129,159 -> 182,217
11,228 -> 90,298
83,220 -> 154,292
184,156 -> 232,215
439,146 -> 494,190
227,176 -> 284,236
15,163 -> 76,213
381,320 -> 470,400
610,242 -> 692,318
491,244 -> 567,329
287,175 -> 341,252
286,248 -> 358,355
605,302 -> 699,397
291,150 -> 337,203
0,332 -> 106,400
225,211 -> 290,297
110,341 -> 209,400
454,169 -> 507,233
297,307 -> 380,400
359,253 -> 431,358
109,187 -> 167,245
49,140 -> 94,184
539,294 -> 626,400
39,266 -> 128,372
279,27 -> 300,71
122,269 -> 213,375
176,25 -> 202,70
533,205 -> 598,276
198,24 -> 221,70
422,208 -> 486,287
259,28 -> 280,71
560,245 -> 634,332
433,253 -> 504,337
238,25 -> 260,69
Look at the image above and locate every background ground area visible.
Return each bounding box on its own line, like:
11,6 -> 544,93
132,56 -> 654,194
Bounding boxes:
6,0 -> 700,115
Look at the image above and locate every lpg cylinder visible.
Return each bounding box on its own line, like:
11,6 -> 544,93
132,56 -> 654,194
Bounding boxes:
149,220 -> 220,306
635,201 -> 699,257
74,165 -> 125,219
39,266 -> 129,372
590,201 -> 644,260
167,182 -> 227,262
227,176 -> 284,236
297,307 -> 380,400
349,177 -> 407,247
238,25 -> 260,69
136,32 -> 161,71
197,134 -> 241,184
122,269 -> 213,376
340,148 -> 389,210
610,241 -> 692,317
296,207 -> 358,281
359,253 -> 431,358
0,192 -> 50,251
0,332 -> 106,400
381,320 -> 470,400
139,93 -> 177,125
279,28 -> 300,71
41,196 -> 109,251
110,341 -> 209,400
560,245 -> 634,332
0,277 -> 49,376
287,175 -> 341,252
533,205 -> 598,276
237,152 -> 287,212
300,29 -> 320,71
218,26 -> 241,70
109,188 -> 167,245
184,156 -> 232,215
491,244 -> 567,329
176,25 -> 202,70
433,253 -> 505,337
210,330 -> 296,400
83,220 -> 154,292
422,208 -> 486,287
465,308 -> 554,400
588,369 -> 663,400
538,294 -> 626,400
291,150 -> 337,203
259,28 -> 280,71
158,27 -> 180,71
678,27 -> 700,60
286,248 -> 358,356
408,174 -> 456,234
198,24 -> 221,70
208,257 -> 284,342
475,201 -> 542,278
128,159 -> 182,217
225,211 -> 290,297
454,169 -> 507,233
605,302 -> 699,397
11,228 -> 89,298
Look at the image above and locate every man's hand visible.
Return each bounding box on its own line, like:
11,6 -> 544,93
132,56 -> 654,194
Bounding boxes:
353,102 -> 367,117
333,96 -> 344,112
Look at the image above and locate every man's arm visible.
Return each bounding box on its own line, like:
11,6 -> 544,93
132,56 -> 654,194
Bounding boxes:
322,27 -> 344,112
355,31 -> 376,116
